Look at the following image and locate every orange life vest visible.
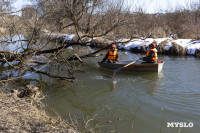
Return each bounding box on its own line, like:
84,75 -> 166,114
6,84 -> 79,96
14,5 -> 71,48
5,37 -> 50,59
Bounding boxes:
146,48 -> 158,62
108,48 -> 117,61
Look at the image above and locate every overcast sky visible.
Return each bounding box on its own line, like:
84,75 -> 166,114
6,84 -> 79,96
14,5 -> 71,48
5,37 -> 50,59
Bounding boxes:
13,0 -> 200,13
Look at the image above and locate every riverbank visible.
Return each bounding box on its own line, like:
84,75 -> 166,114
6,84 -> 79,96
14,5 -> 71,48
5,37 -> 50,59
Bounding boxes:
0,83 -> 77,133
42,30 -> 200,58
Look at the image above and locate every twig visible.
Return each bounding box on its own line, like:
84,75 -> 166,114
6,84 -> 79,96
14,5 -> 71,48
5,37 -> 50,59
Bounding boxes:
74,53 -> 83,63
3,57 -> 13,67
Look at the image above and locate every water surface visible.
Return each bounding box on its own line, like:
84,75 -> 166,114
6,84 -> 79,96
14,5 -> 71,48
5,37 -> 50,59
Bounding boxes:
42,51 -> 200,133
2,38 -> 199,132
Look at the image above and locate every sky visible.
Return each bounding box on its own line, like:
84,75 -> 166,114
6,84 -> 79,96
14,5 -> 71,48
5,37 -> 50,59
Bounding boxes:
13,0 -> 200,13
124,0 -> 200,13
13,0 -> 32,10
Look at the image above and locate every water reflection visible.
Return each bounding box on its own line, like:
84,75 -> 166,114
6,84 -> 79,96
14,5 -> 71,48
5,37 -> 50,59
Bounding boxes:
108,71 -> 165,95
146,72 -> 165,95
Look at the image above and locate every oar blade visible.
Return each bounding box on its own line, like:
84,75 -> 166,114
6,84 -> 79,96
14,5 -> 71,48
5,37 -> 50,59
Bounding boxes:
113,67 -> 123,75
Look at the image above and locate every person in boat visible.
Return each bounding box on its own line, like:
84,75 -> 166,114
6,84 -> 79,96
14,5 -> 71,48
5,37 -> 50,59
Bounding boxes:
101,44 -> 119,63
141,43 -> 158,63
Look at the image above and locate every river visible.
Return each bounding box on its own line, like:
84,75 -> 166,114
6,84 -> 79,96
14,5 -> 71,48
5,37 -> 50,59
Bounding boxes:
1,36 -> 200,132
40,49 -> 200,133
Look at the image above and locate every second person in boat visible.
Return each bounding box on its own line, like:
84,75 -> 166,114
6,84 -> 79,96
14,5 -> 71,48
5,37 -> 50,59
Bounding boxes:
141,43 -> 158,63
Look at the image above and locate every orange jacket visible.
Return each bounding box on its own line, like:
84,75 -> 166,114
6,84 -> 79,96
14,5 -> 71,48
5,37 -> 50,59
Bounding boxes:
108,48 -> 118,61
146,48 -> 158,62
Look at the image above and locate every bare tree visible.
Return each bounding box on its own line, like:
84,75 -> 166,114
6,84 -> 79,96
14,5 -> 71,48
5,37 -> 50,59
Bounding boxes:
0,0 -> 135,82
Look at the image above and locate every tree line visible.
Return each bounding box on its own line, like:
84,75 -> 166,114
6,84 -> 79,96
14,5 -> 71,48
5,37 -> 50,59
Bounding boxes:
20,0 -> 200,39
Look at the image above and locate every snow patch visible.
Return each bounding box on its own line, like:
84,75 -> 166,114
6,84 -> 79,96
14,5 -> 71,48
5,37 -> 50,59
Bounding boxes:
117,38 -> 200,55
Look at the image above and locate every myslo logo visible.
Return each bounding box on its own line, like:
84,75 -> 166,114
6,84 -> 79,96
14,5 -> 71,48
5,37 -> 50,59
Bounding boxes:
167,122 -> 193,127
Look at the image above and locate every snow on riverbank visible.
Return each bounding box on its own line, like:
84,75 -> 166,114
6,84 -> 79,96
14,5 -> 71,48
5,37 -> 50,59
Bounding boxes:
42,30 -> 200,57
117,38 -> 200,55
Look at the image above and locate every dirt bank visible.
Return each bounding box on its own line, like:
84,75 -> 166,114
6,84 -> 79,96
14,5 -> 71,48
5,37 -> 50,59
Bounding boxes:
0,84 -> 77,133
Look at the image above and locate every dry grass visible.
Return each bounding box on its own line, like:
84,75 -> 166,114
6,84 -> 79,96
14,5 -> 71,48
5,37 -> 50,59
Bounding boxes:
0,81 -> 101,133
0,85 -> 77,133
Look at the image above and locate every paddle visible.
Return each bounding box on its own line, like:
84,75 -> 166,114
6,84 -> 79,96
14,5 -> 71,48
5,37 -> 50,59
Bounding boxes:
113,59 -> 140,75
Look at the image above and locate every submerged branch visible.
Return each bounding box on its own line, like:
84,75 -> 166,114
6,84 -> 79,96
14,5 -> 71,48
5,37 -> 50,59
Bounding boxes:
30,67 -> 75,81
